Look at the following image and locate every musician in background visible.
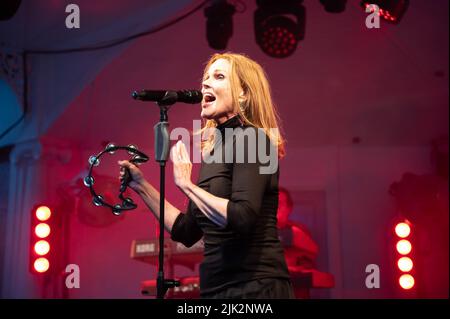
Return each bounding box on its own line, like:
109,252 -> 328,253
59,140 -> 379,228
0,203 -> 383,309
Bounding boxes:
277,187 -> 319,299
119,53 -> 294,299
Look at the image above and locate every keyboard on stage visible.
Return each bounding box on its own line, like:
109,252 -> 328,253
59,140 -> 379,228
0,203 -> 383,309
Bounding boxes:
130,238 -> 204,270
131,238 -> 334,299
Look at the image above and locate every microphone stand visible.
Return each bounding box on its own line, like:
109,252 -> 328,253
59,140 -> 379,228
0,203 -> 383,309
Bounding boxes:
154,92 -> 180,299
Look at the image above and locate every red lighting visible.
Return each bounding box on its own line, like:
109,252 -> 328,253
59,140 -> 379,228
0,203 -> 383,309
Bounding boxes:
35,206 -> 51,221
361,0 -> 409,24
255,2 -> 305,58
399,274 -> 415,290
30,204 -> 57,274
392,218 -> 416,292
35,223 -> 50,238
260,24 -> 298,58
395,222 -> 411,238
397,257 -> 413,272
34,240 -> 50,256
33,258 -> 50,273
396,239 -> 412,255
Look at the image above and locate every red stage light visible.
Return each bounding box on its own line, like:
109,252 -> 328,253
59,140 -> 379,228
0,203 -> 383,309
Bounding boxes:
30,204 -> 58,274
392,219 -> 416,293
397,257 -> 413,272
399,274 -> 415,289
396,239 -> 412,255
34,240 -> 50,256
35,206 -> 51,221
35,223 -> 51,238
33,258 -> 50,273
395,222 -> 411,238
255,1 -> 306,58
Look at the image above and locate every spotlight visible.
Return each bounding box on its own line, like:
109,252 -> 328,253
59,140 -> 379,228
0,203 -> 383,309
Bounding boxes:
35,205 -> 52,221
30,205 -> 53,274
396,239 -> 412,255
394,221 -> 411,238
393,219 -> 416,293
204,0 -> 236,50
320,0 -> 347,13
29,204 -> 61,274
399,274 -> 415,290
35,223 -> 51,238
361,0 -> 409,24
33,258 -> 50,273
254,0 -> 306,58
34,240 -> 51,256
397,257 -> 413,272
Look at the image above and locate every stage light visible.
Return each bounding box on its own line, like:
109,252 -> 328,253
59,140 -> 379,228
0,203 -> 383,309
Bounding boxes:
397,257 -> 413,272
396,239 -> 412,255
34,240 -> 50,256
30,204 -> 58,274
395,222 -> 411,238
399,274 -> 415,290
33,258 -> 50,273
361,0 -> 409,24
319,0 -> 347,13
254,0 -> 306,58
35,223 -> 51,238
36,205 -> 51,221
392,219 -> 417,293
204,0 -> 236,50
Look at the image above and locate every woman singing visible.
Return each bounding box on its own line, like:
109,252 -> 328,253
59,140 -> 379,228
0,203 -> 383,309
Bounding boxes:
119,52 -> 294,299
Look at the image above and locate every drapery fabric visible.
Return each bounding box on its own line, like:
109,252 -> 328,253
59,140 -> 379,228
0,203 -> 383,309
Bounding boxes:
0,0 -> 196,147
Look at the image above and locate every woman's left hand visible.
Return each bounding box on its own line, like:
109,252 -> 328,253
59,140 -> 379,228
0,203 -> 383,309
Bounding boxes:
171,140 -> 193,192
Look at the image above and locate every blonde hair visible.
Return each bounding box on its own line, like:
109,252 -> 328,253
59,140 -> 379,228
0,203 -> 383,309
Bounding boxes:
200,52 -> 286,158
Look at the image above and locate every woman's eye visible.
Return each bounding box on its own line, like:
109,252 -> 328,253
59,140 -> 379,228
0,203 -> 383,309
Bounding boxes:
215,74 -> 224,79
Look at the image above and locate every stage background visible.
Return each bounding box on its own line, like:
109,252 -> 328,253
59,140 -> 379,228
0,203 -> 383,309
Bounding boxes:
0,0 -> 448,299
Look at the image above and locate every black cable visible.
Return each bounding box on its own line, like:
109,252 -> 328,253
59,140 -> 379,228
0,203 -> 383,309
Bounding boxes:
0,0 -> 209,143
0,113 -> 25,141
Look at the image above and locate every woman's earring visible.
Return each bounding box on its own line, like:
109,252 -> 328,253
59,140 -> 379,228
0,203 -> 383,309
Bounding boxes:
239,100 -> 246,113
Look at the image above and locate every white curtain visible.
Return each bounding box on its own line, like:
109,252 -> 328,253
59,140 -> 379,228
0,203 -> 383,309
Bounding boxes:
0,0 -> 196,147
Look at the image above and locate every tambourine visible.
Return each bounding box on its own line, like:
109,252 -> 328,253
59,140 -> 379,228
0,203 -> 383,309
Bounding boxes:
83,143 -> 149,216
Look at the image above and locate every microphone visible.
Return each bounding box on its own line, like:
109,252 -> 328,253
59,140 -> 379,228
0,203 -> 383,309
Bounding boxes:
132,89 -> 203,104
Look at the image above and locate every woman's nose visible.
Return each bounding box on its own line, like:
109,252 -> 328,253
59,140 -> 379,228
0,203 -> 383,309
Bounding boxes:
202,79 -> 211,90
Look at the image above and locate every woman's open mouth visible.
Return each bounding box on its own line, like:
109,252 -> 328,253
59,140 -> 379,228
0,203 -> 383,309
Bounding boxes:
202,92 -> 216,107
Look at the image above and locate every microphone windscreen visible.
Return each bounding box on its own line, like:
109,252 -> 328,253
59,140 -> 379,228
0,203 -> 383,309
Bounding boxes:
178,90 -> 203,104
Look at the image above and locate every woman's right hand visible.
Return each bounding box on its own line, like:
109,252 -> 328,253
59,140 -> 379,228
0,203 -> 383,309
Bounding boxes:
118,160 -> 146,193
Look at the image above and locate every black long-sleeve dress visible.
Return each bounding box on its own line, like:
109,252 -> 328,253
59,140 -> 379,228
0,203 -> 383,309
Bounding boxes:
170,115 -> 293,298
